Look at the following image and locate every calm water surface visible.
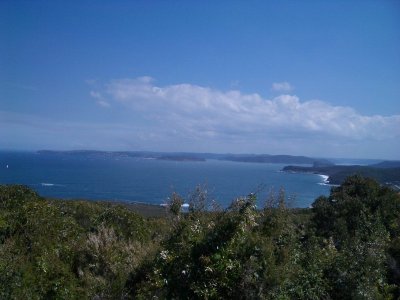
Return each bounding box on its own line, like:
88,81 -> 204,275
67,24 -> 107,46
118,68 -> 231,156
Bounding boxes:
0,151 -> 331,208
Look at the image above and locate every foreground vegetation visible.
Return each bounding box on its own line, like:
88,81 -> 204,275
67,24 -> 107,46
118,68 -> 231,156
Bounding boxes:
0,175 -> 399,299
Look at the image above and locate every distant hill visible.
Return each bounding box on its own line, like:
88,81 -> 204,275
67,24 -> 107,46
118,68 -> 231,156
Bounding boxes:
370,160 -> 400,168
157,155 -> 205,162
221,154 -> 332,165
37,150 -> 332,165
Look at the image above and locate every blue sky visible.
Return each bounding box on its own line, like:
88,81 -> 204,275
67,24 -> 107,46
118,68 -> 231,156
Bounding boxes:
1,1 -> 399,159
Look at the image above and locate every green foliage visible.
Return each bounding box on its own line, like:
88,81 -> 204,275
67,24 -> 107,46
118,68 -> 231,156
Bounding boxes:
168,192 -> 184,217
312,175 -> 400,239
0,185 -> 159,299
311,175 -> 400,298
0,186 -> 84,299
127,194 -> 262,299
1,175 -> 400,299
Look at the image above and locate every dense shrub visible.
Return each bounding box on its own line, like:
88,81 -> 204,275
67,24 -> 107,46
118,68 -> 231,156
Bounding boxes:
0,185 -> 159,299
312,175 -> 400,298
1,175 -> 399,299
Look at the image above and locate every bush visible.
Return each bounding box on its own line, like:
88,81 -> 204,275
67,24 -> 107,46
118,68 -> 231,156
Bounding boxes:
1,176 -> 400,299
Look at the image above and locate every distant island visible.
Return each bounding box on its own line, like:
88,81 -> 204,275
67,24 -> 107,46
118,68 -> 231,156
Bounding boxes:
37,150 -> 331,165
156,156 -> 206,162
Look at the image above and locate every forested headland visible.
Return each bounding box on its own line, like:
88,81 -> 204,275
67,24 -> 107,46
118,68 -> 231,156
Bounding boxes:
283,162 -> 400,187
1,175 -> 399,299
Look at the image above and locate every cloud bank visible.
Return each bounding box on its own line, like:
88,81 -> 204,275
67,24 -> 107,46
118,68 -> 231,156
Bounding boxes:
87,76 -> 400,158
92,77 -> 399,139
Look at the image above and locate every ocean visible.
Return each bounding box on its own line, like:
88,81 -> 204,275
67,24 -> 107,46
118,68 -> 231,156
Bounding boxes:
0,151 -> 332,208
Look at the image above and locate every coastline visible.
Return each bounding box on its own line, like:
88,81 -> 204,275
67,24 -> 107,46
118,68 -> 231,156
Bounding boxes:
318,174 -> 330,185
317,174 -> 340,187
319,174 -> 329,183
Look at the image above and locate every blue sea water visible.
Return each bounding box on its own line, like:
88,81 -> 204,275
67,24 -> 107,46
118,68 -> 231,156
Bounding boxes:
0,151 -> 331,208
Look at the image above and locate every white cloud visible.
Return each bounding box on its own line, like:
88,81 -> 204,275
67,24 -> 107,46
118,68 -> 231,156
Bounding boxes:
99,77 -> 400,144
90,91 -> 111,108
90,91 -> 102,99
97,100 -> 110,108
271,82 -> 293,92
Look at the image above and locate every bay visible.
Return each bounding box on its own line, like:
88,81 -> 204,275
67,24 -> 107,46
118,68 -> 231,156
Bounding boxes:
0,151 -> 331,208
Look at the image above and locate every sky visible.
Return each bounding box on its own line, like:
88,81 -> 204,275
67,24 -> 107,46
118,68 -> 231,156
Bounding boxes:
1,1 -> 399,159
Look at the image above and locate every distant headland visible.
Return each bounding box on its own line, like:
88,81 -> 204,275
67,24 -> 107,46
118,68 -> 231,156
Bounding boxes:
282,161 -> 400,189
37,150 -> 332,165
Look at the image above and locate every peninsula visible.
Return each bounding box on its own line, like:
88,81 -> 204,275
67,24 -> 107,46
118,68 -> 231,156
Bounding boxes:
282,161 -> 400,188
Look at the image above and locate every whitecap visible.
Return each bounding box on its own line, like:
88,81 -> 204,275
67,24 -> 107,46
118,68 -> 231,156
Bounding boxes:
319,174 -> 329,183
41,182 -> 64,187
160,203 -> 190,208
